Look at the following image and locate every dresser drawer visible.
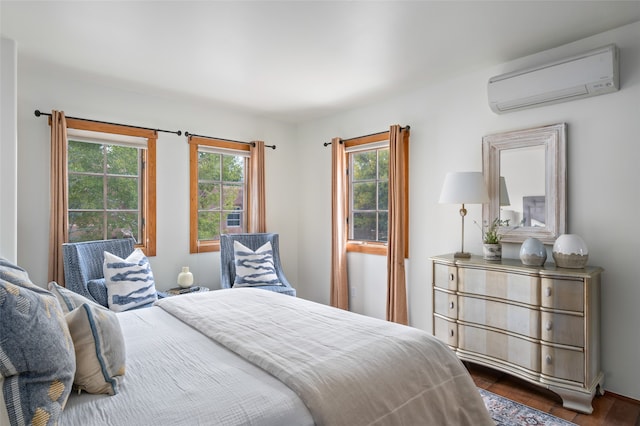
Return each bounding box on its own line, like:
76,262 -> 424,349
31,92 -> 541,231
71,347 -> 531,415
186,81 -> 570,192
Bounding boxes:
434,289 -> 457,319
541,312 -> 584,347
542,345 -> 584,383
459,324 -> 540,373
434,316 -> 457,347
459,267 -> 540,305
434,263 -> 457,291
541,278 -> 584,312
459,296 -> 540,339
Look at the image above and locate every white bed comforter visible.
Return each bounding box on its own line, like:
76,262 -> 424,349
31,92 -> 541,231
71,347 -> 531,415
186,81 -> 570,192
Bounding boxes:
155,288 -> 493,426
61,304 -> 314,426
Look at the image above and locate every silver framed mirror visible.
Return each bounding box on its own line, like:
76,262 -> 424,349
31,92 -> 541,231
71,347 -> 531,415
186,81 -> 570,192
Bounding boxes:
482,123 -> 567,244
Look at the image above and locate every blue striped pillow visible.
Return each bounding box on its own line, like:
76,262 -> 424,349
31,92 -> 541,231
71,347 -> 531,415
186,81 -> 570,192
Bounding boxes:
233,241 -> 282,287
103,248 -> 157,312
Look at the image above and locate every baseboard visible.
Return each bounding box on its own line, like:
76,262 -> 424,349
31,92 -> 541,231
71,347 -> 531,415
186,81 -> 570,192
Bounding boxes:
603,390 -> 640,405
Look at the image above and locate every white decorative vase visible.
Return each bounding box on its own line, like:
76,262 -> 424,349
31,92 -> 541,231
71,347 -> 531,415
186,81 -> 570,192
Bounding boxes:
552,234 -> 589,269
520,237 -> 547,266
177,266 -> 194,288
483,243 -> 502,261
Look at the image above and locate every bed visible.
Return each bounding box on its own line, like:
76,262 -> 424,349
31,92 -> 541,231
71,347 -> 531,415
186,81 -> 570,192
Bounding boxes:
1,258 -> 493,426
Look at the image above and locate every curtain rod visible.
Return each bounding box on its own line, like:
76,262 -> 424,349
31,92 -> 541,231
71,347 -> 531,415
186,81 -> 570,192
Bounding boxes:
34,109 -> 182,135
185,131 -> 276,150
322,125 -> 410,146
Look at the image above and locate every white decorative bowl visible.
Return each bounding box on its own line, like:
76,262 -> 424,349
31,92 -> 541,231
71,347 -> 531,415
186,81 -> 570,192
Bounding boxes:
520,237 -> 547,266
552,234 -> 589,268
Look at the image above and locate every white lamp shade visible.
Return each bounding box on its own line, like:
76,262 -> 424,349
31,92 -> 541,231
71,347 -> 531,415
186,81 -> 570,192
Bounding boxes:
439,172 -> 489,204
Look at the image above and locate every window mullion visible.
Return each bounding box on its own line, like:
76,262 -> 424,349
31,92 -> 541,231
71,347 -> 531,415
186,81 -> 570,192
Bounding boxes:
103,144 -> 108,240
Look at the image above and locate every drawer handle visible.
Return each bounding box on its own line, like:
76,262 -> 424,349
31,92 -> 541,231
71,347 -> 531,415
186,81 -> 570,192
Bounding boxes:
546,355 -> 552,365
450,329 -> 455,337
449,273 -> 455,282
449,301 -> 455,310
545,287 -> 552,297
546,321 -> 553,331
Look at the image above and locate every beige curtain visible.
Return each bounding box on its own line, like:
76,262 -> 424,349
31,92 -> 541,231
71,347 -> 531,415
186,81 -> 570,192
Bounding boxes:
330,137 -> 349,310
248,141 -> 266,233
48,110 -> 69,285
386,125 -> 409,324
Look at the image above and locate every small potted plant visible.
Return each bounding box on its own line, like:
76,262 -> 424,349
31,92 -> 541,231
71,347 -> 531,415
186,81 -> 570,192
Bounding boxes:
476,218 -> 510,260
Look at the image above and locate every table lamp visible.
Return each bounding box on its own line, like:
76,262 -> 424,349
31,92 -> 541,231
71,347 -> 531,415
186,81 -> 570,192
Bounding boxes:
439,171 -> 489,258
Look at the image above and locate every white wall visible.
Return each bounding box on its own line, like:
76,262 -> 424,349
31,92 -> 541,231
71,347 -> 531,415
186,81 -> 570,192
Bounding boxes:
0,37 -> 18,262
15,55 -> 299,293
295,22 -> 640,400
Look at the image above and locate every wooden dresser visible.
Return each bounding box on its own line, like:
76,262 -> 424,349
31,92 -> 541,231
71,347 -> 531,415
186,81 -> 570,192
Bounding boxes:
431,254 -> 604,414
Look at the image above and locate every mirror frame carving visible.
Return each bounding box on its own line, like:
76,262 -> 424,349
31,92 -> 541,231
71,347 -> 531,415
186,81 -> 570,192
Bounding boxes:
482,123 -> 567,244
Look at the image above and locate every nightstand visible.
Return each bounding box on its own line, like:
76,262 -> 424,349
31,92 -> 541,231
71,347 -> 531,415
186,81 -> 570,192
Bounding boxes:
166,286 -> 210,296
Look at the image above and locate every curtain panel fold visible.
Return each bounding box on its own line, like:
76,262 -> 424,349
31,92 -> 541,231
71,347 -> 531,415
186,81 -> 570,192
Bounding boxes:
330,137 -> 349,310
48,110 -> 69,285
386,125 -> 409,325
248,141 -> 267,233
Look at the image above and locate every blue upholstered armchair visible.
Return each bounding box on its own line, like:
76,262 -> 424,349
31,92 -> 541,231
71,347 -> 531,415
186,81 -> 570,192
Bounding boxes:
62,238 -> 135,307
220,233 -> 296,296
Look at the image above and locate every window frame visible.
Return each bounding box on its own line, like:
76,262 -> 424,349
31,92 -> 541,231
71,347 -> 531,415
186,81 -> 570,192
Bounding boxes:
189,136 -> 250,253
344,131 -> 409,256
64,118 -> 157,256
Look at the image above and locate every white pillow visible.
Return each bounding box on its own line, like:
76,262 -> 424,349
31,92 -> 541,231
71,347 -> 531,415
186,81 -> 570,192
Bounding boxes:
233,241 -> 282,287
103,248 -> 157,312
65,303 -> 126,395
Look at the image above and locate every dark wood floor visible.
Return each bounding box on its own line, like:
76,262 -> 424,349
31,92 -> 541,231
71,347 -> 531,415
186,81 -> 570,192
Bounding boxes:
466,362 -> 640,425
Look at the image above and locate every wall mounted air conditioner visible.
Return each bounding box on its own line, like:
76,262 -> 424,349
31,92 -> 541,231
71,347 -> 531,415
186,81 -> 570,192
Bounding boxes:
488,44 -> 619,114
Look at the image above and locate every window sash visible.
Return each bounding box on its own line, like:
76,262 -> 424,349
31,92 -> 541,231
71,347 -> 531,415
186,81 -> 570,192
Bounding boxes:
189,137 -> 249,253
348,147 -> 389,244
68,139 -> 143,243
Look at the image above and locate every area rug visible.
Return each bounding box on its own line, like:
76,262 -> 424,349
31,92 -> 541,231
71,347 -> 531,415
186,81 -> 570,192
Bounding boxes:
480,388 -> 577,426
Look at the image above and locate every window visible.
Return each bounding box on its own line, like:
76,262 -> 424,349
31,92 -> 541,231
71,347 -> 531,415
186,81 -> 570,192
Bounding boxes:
349,146 -> 389,243
65,119 -> 156,255
343,131 -> 409,255
189,136 -> 249,253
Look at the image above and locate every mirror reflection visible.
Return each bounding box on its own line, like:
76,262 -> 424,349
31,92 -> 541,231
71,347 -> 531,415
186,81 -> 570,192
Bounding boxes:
499,145 -> 546,228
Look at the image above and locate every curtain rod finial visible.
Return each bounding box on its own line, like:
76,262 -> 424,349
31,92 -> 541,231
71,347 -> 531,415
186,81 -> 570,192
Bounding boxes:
34,109 -> 41,117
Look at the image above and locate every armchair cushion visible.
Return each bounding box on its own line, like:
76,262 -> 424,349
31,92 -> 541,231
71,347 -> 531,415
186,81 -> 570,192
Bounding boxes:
104,248 -> 158,312
87,279 -> 108,307
233,241 -> 282,287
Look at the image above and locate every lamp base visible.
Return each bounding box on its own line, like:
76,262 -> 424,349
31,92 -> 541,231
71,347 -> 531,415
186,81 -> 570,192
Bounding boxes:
454,251 -> 471,259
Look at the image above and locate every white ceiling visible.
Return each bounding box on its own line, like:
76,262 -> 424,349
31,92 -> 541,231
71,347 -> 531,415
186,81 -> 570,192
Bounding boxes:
2,1 -> 639,123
